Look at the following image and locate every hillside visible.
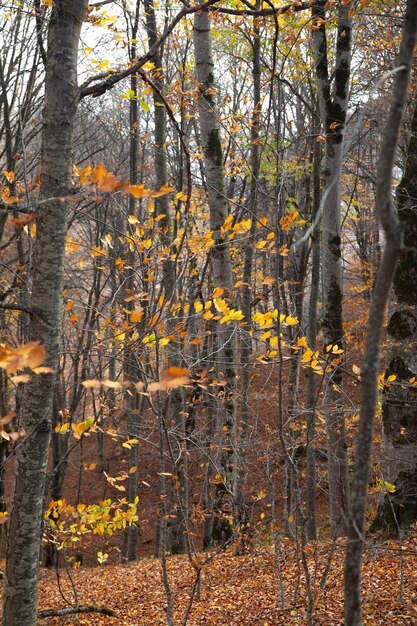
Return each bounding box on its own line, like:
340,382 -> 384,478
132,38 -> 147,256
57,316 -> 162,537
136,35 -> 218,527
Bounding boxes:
31,538 -> 417,626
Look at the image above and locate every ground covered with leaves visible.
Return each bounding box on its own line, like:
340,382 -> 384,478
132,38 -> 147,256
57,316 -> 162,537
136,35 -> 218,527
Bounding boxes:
33,537 -> 417,626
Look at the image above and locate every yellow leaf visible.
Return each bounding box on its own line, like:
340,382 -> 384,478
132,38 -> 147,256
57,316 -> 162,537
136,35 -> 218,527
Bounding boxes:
66,236 -> 81,254
101,380 -> 122,389
10,374 -> 31,384
229,309 -> 244,321
91,245 -> 107,258
55,423 -> 70,434
82,379 -> 102,389
2,169 -> 15,183
284,315 -> 298,326
32,366 -> 53,375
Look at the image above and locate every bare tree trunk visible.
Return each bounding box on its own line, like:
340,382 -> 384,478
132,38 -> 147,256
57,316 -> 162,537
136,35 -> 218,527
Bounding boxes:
311,0 -> 355,537
345,4 -> 417,624
121,1 -> 141,563
194,5 -> 237,544
371,95 -> 417,533
3,2 -> 88,624
235,6 -> 260,543
306,127 -> 321,540
143,0 -> 187,555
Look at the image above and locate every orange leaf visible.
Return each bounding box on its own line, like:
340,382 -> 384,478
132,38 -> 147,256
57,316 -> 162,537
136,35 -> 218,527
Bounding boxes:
10,214 -> 38,228
149,367 -> 190,392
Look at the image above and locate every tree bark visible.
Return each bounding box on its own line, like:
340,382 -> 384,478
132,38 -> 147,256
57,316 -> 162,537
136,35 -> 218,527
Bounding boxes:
121,0 -> 141,564
235,6 -> 261,542
306,127 -> 322,540
311,0 -> 355,537
3,2 -> 88,624
194,5 -> 237,545
371,96 -> 417,533
344,3 -> 417,624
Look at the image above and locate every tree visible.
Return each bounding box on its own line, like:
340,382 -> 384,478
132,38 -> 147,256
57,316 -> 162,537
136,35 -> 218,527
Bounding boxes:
194,3 -> 237,545
3,2 -> 89,624
371,94 -> 417,532
311,0 -> 355,537
345,2 -> 417,624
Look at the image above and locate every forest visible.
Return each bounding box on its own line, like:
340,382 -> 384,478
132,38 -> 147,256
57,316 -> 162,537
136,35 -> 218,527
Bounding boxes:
0,0 -> 417,625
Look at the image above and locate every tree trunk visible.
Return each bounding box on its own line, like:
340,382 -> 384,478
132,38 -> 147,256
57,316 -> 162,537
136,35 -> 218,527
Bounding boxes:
194,5 -> 237,545
344,3 -> 417,623
372,95 -> 417,533
235,7 -> 261,543
122,2 -> 141,562
306,130 -> 321,540
3,2 -> 88,625
311,0 -> 355,537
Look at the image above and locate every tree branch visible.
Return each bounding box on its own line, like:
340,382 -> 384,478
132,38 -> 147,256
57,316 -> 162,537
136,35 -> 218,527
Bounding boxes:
80,0 -> 219,98
0,302 -> 35,316
38,605 -> 117,618
80,0 -> 312,99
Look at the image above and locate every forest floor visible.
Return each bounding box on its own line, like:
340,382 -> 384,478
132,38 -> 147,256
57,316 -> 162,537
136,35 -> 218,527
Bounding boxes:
34,535 -> 417,626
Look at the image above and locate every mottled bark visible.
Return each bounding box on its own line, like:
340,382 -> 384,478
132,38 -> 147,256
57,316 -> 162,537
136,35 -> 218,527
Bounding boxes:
3,2 -> 88,625
194,6 -> 236,545
345,3 -> 417,624
372,96 -> 417,533
235,9 -> 260,540
306,132 -> 321,540
311,0 -> 355,537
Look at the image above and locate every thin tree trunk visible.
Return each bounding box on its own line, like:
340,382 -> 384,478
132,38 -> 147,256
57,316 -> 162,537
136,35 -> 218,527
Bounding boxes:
306,132 -> 321,540
235,7 -> 261,542
122,2 -> 141,562
143,0 -> 187,555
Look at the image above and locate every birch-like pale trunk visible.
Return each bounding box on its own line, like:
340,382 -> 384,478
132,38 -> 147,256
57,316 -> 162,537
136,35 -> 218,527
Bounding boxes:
345,3 -> 417,623
194,5 -> 237,544
311,0 -> 355,537
3,2 -> 88,624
